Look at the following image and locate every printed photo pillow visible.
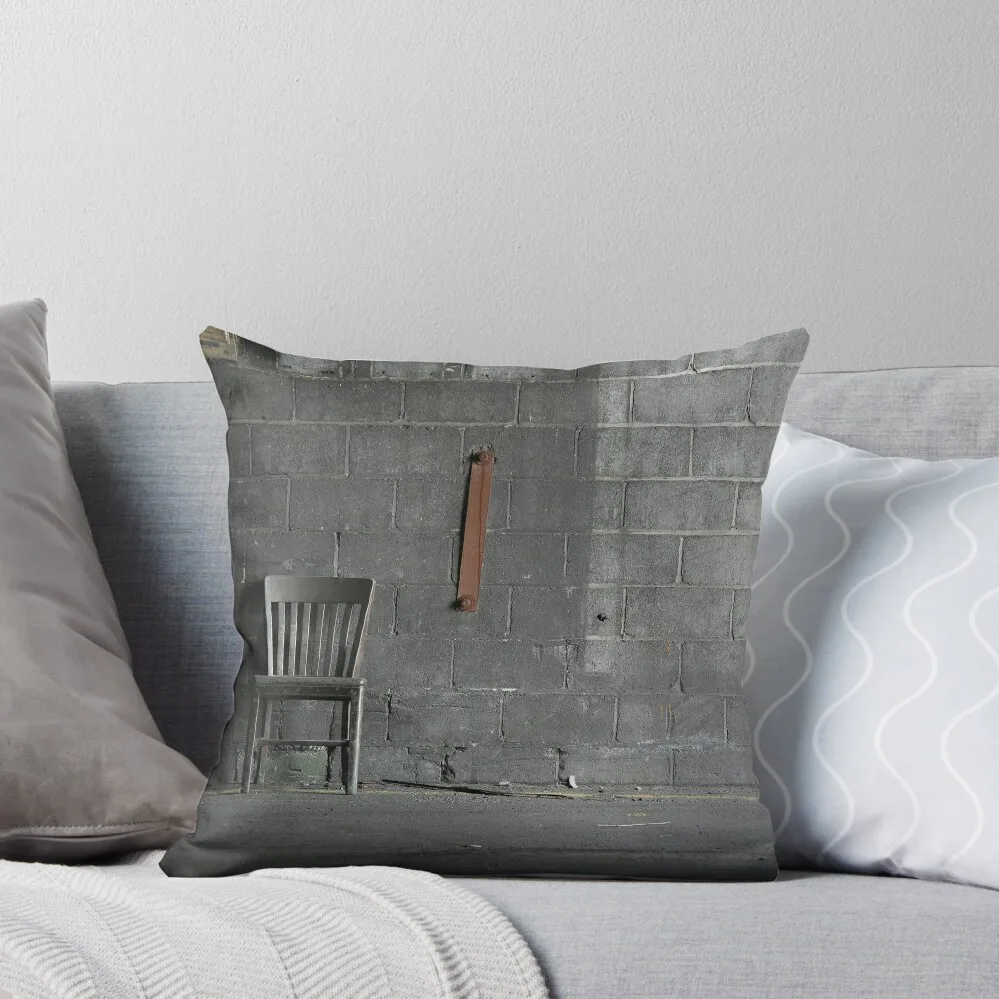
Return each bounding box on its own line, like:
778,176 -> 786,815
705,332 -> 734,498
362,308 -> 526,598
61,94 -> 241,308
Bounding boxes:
162,326 -> 808,878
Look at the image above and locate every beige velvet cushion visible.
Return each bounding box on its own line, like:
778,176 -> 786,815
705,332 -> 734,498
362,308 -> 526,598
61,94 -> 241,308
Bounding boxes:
0,299 -> 205,860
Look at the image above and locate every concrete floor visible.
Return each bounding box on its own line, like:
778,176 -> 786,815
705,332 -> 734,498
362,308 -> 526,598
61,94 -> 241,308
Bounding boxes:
162,781 -> 778,880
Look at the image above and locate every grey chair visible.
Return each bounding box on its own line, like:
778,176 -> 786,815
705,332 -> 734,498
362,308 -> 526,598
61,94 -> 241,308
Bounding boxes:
240,575 -> 374,794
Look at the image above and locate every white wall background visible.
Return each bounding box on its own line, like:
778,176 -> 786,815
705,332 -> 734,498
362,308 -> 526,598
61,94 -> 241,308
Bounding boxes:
2,1 -> 997,382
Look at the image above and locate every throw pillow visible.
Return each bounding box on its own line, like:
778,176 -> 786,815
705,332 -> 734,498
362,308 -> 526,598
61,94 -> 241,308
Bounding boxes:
744,423 -> 999,890
162,325 -> 809,877
0,299 -> 205,860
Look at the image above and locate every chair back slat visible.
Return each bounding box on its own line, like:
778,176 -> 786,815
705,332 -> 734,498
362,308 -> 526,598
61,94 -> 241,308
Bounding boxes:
314,602 -> 328,675
348,603 -> 367,673
300,602 -> 312,676
275,601 -> 287,675
289,602 -> 299,675
325,605 -> 336,676
264,576 -> 374,678
334,603 -> 350,675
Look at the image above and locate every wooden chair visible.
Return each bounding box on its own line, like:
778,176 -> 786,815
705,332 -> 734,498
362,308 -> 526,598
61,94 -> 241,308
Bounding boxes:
240,575 -> 374,794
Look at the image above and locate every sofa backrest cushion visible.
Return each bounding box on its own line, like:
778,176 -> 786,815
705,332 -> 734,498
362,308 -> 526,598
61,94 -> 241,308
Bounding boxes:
54,364 -> 999,776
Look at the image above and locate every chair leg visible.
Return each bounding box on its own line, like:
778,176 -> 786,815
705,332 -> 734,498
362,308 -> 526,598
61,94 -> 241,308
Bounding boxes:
258,699 -> 275,783
240,688 -> 261,793
346,688 -> 363,795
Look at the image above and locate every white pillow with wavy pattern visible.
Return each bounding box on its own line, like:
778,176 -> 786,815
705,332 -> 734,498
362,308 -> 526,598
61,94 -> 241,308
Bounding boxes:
744,423 -> 999,890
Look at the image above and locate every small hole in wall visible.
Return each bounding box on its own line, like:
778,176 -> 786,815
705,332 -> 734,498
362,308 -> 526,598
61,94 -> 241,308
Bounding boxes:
596,613 -> 608,622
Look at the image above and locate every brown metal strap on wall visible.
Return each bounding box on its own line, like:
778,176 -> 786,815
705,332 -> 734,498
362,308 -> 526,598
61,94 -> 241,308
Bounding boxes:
455,450 -> 495,611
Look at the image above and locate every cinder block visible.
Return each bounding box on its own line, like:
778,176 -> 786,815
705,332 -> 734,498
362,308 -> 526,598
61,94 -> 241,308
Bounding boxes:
364,585 -> 396,636
464,364 -> 572,382
370,360 -> 448,379
463,426 -> 576,478
447,745 -> 559,784
673,746 -> 756,786
235,530 -> 337,582
680,640 -> 747,694
625,586 -> 734,639
576,426 -> 690,478
502,693 -> 616,745
339,533 -> 452,583
256,747 -> 330,786
479,533 -> 565,585
278,698 -> 337,744
566,533 -> 680,585
632,369 -> 751,424
692,330 -> 808,371
734,482 -> 762,530
691,426 -> 779,478
395,585 -> 509,637
227,424 -> 251,476
453,639 -> 568,690
668,694 -> 726,744
558,746 -> 672,785
395,478 -> 507,531
411,747 -> 454,783
350,426 -> 462,477
404,381 -> 517,424
510,587 -> 621,639
567,639 -> 678,692
732,588 -> 753,638
389,690 -> 501,743
681,535 -> 759,587
286,357 -> 353,379
295,693 -> 389,754
748,366 -> 798,425
250,424 -> 347,475
359,746 -> 418,783
576,357 -> 691,380
725,698 -> 752,746
519,380 -> 631,425
624,480 -> 737,531
230,477 -> 289,530
510,480 -> 623,531
290,477 -> 393,531
215,367 -> 294,421
358,691 -> 390,744
616,695 -> 671,744
295,378 -> 402,423
360,637 -> 453,688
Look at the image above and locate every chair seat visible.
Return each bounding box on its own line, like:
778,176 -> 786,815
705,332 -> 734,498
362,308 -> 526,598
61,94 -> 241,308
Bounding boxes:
253,675 -> 365,699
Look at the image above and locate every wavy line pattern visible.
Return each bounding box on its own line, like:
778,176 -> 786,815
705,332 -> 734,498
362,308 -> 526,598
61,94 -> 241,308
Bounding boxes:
870,460 -> 966,869
743,424 -> 999,890
813,459 -> 904,863
943,584 -> 999,866
748,446 -> 847,835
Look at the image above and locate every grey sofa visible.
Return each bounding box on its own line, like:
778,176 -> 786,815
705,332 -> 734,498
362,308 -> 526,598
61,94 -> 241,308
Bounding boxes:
54,366 -> 999,999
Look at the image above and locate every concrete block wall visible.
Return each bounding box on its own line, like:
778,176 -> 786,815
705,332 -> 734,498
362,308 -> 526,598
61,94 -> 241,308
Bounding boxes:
208,327 -> 806,791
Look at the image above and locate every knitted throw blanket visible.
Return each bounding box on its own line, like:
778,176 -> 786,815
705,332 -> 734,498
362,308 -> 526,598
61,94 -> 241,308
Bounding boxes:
0,852 -> 548,999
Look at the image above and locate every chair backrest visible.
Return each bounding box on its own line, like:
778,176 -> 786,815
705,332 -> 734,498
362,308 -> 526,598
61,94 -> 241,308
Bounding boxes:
264,575 -> 374,678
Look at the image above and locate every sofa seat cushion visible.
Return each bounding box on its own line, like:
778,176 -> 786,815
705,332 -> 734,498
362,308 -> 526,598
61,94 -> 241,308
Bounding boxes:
465,872 -> 999,998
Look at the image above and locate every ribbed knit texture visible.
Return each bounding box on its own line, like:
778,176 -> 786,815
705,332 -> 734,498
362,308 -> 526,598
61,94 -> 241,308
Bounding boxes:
0,853 -> 549,999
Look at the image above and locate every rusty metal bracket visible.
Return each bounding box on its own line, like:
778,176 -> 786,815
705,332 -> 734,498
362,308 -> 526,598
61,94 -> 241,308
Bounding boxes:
455,449 -> 495,611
